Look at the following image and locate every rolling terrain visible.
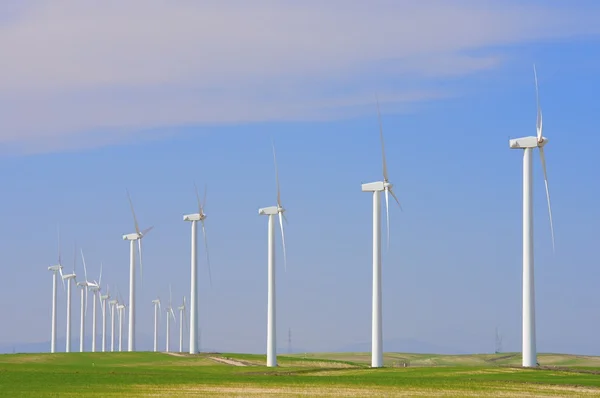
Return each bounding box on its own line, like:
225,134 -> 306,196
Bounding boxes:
0,352 -> 599,396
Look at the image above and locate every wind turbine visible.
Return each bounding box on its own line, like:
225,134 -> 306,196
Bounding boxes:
183,184 -> 211,355
509,65 -> 555,368
258,142 -> 288,367
116,289 -> 126,352
87,262 -> 102,353
165,285 -> 176,353
122,189 -> 153,352
100,284 -> 110,352
62,247 -> 77,353
178,296 -> 188,353
62,242 -> 78,353
152,297 -> 161,352
47,226 -> 64,353
76,250 -> 92,352
361,99 -> 402,368
109,296 -> 118,352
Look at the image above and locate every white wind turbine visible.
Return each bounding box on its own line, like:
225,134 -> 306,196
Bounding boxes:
258,143 -> 288,367
122,190 -> 153,352
178,297 -> 188,353
86,260 -> 103,353
108,296 -> 118,352
116,289 -> 127,352
62,246 -> 77,353
47,226 -> 64,353
100,284 -> 110,352
361,100 -> 402,368
76,250 -> 92,352
183,184 -> 211,355
165,285 -> 176,353
509,65 -> 555,368
152,297 -> 162,352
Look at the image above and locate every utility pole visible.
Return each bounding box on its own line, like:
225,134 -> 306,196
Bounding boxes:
495,326 -> 503,354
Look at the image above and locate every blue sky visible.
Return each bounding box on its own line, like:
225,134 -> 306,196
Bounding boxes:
0,1 -> 599,355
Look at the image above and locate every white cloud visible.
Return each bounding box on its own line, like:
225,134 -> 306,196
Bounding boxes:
0,0 -> 598,152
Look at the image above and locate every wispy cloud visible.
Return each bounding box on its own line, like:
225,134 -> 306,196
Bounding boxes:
0,0 -> 598,152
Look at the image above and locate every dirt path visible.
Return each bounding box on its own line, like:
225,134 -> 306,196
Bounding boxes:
208,356 -> 248,366
165,352 -> 187,357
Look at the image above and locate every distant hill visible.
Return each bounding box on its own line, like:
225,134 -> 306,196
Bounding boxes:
335,338 -> 464,355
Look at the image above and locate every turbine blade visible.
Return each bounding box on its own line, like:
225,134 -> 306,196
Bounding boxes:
80,249 -> 88,283
99,263 -> 103,288
126,189 -> 141,235
141,226 -> 154,236
157,297 -> 162,322
169,284 -> 172,306
539,147 -> 556,252
201,220 -> 212,287
138,239 -> 144,289
194,182 -> 203,214
376,96 -> 389,182
389,187 -> 403,211
278,212 -> 288,272
59,267 -> 65,291
72,241 -> 77,274
272,141 -> 282,207
57,223 -> 61,266
203,184 -> 207,214
385,188 -> 390,251
533,64 -> 543,142
184,307 -> 189,332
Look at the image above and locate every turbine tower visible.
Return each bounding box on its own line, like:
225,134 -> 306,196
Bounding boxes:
258,142 -> 288,367
117,298 -> 126,352
47,227 -> 64,353
87,261 -> 102,353
178,296 -> 188,353
361,99 -> 402,368
183,184 -> 211,355
76,251 -> 92,353
152,297 -> 161,352
76,280 -> 89,352
165,285 -> 176,353
100,285 -> 110,352
109,297 -> 118,352
62,242 -> 77,353
509,65 -> 555,368
122,190 -> 153,352
62,271 -> 76,353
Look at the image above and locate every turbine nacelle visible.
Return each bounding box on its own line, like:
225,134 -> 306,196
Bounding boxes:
510,136 -> 549,149
108,299 -> 118,305
48,264 -> 63,272
259,205 -> 285,216
62,273 -> 76,280
122,232 -> 141,241
183,213 -> 206,222
361,181 -> 389,192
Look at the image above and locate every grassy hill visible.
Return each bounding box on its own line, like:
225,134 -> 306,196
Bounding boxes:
284,352 -> 600,368
0,352 -> 599,396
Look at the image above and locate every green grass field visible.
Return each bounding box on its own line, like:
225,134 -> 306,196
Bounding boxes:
1,352 -> 599,397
